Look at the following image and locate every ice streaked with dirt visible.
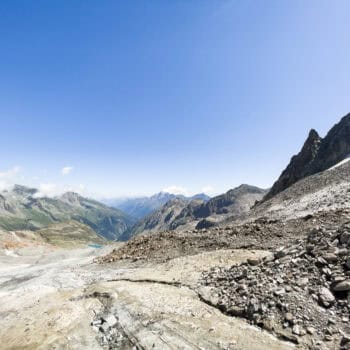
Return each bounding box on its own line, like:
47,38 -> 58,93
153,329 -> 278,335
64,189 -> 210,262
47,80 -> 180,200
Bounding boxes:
0,245 -> 294,349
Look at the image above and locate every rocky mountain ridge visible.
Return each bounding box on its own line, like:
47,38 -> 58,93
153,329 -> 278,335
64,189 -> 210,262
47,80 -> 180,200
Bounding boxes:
265,113 -> 350,200
105,191 -> 210,220
125,185 -> 266,239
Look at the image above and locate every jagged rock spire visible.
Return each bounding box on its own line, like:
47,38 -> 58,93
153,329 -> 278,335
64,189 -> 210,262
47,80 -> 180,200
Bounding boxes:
264,113 -> 350,201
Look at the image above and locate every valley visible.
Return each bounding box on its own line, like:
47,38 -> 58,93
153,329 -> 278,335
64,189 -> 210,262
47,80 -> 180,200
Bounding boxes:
1,113 -> 350,349
0,243 -> 292,350
2,1 -> 349,349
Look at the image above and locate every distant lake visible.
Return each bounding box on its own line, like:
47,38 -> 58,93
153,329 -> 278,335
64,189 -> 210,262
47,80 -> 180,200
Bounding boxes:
88,244 -> 103,249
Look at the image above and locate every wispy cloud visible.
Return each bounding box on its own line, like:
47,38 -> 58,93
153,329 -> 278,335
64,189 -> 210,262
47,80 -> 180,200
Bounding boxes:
201,185 -> 215,195
34,183 -> 85,198
34,183 -> 60,197
61,166 -> 73,176
162,185 -> 189,196
0,166 -> 21,179
0,166 -> 21,191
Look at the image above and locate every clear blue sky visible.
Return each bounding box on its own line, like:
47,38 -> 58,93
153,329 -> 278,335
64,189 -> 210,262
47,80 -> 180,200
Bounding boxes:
0,0 -> 349,198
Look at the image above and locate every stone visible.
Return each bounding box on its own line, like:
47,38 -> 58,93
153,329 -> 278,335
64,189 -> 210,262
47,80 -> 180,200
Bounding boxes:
318,287 -> 335,307
306,327 -> 315,335
226,306 -> 245,317
298,277 -> 309,286
340,232 -> 350,245
333,280 -> 350,292
102,315 -> 118,327
275,248 -> 286,259
323,253 -> 338,263
247,258 -> 261,266
292,325 -> 301,335
99,322 -> 110,333
274,288 -> 286,296
341,334 -> 350,346
262,318 -> 275,332
284,313 -> 294,323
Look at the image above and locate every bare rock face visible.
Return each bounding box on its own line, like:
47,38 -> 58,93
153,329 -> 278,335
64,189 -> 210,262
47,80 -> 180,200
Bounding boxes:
313,113 -> 350,172
264,129 -> 322,201
264,113 -> 350,201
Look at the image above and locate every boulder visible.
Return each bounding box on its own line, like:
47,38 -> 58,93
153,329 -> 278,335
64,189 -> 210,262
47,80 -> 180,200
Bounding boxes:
333,280 -> 350,292
318,287 -> 335,307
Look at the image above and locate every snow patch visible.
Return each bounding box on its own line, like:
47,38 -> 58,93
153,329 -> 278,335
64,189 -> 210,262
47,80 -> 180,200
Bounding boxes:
328,154 -> 350,171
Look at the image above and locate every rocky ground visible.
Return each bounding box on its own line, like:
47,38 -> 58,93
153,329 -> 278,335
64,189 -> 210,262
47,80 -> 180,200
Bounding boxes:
97,208 -> 350,349
1,210 -> 349,349
0,243 -> 294,349
200,222 -> 350,349
99,209 -> 350,263
238,161 -> 350,223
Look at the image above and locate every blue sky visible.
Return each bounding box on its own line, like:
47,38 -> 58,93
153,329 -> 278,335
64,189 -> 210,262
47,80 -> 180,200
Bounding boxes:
0,0 -> 349,198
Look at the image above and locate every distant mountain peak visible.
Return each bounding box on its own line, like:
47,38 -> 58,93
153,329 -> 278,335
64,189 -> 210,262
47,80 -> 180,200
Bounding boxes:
13,184 -> 38,196
125,184 -> 266,239
60,192 -> 83,205
308,128 -> 320,140
151,191 -> 175,200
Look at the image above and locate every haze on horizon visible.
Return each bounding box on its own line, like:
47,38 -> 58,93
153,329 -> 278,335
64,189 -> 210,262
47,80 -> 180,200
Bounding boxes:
1,1 -> 349,199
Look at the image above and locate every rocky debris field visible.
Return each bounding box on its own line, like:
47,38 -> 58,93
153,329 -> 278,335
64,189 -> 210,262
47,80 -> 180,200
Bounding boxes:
244,161 -> 350,223
200,221 -> 350,349
89,297 -> 134,349
99,209 -> 350,264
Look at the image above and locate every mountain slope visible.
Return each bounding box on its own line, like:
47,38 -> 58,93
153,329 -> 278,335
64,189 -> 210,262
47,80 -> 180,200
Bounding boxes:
0,185 -> 133,240
106,192 -> 210,220
120,197 -> 191,240
37,220 -> 106,248
245,158 -> 350,222
264,113 -> 350,200
126,185 -> 266,239
107,192 -> 178,220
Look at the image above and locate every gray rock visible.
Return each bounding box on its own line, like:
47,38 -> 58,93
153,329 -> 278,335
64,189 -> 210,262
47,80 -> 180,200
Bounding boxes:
274,248 -> 286,259
247,258 -> 261,266
340,232 -> 350,245
306,326 -> 315,335
333,280 -> 350,292
102,314 -> 118,327
323,253 -> 338,263
284,313 -> 293,323
292,325 -> 301,335
99,322 -> 110,333
318,287 -> 335,307
345,258 -> 350,270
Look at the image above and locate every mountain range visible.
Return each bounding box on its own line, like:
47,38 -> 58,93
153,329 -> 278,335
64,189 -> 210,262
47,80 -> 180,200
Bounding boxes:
3,112 -> 350,350
1,113 -> 349,246
0,185 -> 133,240
104,191 -> 210,220
125,184 -> 267,239
127,112 -> 350,238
